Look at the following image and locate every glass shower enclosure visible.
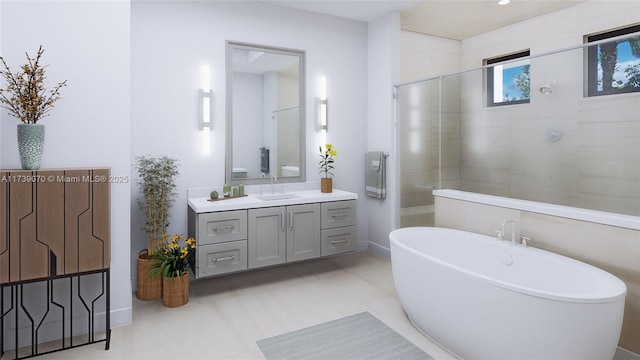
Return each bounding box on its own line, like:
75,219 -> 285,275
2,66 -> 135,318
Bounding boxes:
396,32 -> 640,228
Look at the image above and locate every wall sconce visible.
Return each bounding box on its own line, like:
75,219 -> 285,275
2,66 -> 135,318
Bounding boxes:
316,75 -> 328,132
199,64 -> 213,131
200,65 -> 212,155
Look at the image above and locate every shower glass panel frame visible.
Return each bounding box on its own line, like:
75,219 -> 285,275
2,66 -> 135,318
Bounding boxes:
395,31 -> 640,228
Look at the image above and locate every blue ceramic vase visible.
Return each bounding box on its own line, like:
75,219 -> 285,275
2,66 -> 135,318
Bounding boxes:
17,123 -> 45,170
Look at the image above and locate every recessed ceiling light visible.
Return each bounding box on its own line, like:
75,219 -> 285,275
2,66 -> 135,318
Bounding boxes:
498,0 -> 510,5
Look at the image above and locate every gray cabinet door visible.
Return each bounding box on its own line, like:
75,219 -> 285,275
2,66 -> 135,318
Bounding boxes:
248,207 -> 286,269
286,203 -> 321,262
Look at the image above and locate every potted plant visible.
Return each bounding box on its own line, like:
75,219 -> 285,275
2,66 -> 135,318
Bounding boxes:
319,143 -> 337,193
135,155 -> 179,300
0,46 -> 67,170
149,233 -> 196,307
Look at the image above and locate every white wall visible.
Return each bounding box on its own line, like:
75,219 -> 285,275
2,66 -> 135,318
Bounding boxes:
131,1 -> 369,283
366,12 -> 401,257
0,0 -> 132,329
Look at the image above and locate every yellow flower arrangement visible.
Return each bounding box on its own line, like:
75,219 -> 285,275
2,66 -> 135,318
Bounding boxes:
149,234 -> 196,278
319,143 -> 337,178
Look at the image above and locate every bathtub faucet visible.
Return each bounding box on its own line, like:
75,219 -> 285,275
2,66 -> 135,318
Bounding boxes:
502,220 -> 516,245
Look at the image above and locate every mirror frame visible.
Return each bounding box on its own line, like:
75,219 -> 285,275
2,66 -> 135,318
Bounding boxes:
225,41 -> 306,185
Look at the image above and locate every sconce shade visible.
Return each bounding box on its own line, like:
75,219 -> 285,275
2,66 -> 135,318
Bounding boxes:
317,97 -> 328,131
199,89 -> 213,130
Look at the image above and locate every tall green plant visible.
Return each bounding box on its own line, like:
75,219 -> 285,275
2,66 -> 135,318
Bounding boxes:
136,156 -> 179,254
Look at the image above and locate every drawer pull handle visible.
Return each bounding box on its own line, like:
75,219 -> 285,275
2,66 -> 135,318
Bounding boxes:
331,239 -> 348,245
289,210 -> 293,230
281,211 -> 286,231
212,225 -> 234,231
211,255 -> 235,263
331,213 -> 348,218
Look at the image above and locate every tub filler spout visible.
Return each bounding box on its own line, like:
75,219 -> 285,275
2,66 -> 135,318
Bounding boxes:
502,220 -> 516,245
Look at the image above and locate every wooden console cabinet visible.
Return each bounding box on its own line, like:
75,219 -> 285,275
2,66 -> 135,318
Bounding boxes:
0,168 -> 111,358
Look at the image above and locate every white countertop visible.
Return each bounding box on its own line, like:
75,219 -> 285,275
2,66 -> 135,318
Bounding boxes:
189,189 -> 358,213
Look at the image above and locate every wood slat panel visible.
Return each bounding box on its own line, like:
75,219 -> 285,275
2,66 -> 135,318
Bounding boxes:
76,169 -> 108,272
64,170 -> 90,274
12,174 -> 48,281
0,174 -> 8,283
37,171 -> 65,276
0,168 -> 111,284
91,168 -> 111,268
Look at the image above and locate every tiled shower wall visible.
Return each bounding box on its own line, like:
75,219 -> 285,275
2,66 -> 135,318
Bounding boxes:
457,1 -> 640,217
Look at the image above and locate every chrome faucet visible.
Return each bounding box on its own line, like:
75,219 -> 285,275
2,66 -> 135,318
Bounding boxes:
270,175 -> 277,194
502,220 -> 516,245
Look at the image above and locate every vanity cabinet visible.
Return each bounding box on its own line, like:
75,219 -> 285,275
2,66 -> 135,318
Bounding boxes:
248,203 -> 321,269
320,200 -> 357,256
188,193 -> 356,279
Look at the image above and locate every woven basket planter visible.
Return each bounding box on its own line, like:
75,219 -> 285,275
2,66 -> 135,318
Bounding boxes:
162,273 -> 189,308
136,251 -> 162,300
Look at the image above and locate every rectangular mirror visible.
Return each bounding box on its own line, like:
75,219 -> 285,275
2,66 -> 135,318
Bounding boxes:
226,41 -> 306,185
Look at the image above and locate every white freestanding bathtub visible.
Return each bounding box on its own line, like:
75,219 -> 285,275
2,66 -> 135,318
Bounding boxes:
390,227 -> 627,360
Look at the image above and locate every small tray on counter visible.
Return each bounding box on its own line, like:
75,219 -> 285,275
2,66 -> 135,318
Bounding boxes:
207,195 -> 248,202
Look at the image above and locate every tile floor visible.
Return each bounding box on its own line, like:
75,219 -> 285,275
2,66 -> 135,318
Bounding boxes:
34,252 -> 455,360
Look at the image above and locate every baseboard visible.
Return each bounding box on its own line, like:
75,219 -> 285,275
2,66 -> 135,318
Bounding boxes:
111,306 -> 133,328
367,241 -> 390,259
615,347 -> 640,360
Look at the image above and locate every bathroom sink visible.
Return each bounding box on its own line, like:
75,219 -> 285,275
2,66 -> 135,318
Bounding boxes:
256,193 -> 300,201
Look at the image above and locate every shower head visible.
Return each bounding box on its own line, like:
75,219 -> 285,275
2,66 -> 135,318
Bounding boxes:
539,81 -> 556,95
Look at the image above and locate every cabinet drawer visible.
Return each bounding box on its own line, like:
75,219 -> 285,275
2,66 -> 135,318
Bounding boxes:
198,210 -> 247,245
197,240 -> 248,278
321,200 -> 356,229
321,226 -> 356,256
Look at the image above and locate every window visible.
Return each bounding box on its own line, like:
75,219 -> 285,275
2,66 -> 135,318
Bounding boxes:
486,50 -> 530,107
586,24 -> 640,97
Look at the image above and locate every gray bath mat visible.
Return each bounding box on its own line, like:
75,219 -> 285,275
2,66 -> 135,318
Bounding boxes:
257,312 -> 433,360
